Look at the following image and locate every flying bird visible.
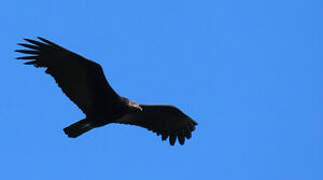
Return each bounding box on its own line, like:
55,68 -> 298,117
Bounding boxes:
15,37 -> 197,146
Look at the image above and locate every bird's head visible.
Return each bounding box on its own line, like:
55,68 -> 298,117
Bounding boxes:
127,99 -> 143,112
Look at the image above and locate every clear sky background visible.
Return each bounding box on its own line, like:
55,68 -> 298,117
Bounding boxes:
1,0 -> 322,179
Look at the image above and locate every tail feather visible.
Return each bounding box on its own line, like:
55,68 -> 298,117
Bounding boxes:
63,118 -> 93,138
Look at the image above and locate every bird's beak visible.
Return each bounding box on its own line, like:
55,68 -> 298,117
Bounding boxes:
129,101 -> 143,111
136,104 -> 143,111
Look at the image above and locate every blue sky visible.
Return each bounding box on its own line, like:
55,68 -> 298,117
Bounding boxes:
1,0 -> 322,179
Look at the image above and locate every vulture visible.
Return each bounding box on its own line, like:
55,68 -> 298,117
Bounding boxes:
15,37 -> 197,146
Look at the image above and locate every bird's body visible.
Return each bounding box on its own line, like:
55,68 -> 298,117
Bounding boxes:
16,37 -> 197,146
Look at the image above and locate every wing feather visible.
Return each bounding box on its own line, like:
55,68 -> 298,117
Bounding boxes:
16,37 -> 120,115
115,105 -> 197,146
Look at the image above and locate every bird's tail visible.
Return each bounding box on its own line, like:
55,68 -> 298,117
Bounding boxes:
63,118 -> 93,138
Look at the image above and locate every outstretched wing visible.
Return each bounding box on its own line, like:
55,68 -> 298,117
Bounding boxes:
115,105 -> 197,146
15,37 -> 120,115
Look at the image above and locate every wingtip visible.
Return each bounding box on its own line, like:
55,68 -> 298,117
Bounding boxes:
37,36 -> 45,41
15,55 -> 38,60
14,49 -> 26,53
162,134 -> 168,141
178,138 -> 185,145
23,60 -> 37,65
37,36 -> 59,47
16,56 -> 26,60
169,135 -> 176,146
17,43 -> 39,50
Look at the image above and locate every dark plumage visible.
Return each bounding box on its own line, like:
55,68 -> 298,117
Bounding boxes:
15,37 -> 197,146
